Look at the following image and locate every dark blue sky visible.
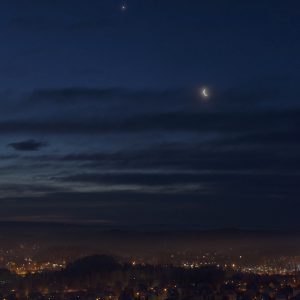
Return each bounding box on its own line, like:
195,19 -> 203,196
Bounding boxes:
0,0 -> 299,229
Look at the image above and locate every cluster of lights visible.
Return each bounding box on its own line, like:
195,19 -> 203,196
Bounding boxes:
7,260 -> 66,276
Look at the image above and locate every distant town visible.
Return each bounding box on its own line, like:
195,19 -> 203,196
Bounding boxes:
0,234 -> 299,300
1,253 -> 300,300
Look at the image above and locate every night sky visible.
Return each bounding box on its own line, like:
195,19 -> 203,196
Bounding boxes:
0,0 -> 299,229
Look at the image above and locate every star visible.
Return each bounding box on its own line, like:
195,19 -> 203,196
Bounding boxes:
121,3 -> 127,11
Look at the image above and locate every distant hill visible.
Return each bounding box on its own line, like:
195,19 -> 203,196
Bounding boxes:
66,255 -> 121,273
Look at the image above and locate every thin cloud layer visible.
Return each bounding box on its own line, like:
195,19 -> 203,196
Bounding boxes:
8,139 -> 47,151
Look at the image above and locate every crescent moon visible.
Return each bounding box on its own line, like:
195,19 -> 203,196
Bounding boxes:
202,88 -> 208,98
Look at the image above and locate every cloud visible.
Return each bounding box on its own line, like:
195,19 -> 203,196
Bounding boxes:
25,87 -> 183,109
1,189 -> 300,228
24,81 -> 294,110
218,130 -> 300,146
55,172 -> 205,186
53,169 -> 300,195
8,139 -> 47,151
27,88 -> 124,103
0,109 -> 299,134
27,132 -> 300,173
0,214 -> 110,225
0,183 -> 70,199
